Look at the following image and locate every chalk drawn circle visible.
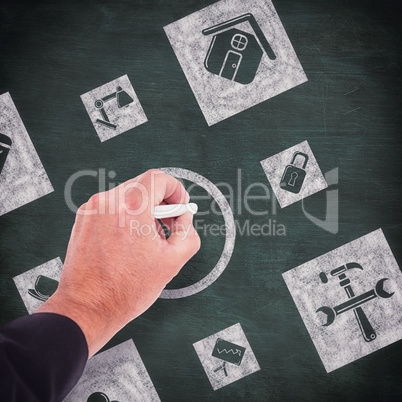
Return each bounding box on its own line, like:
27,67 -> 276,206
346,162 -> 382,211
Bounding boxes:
159,167 -> 236,299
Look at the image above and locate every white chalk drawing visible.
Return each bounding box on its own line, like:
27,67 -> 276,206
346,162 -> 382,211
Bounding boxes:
202,13 -> 276,85
86,392 -> 118,402
0,132 -> 12,176
164,0 -> 307,126
27,275 -> 59,302
159,167 -> 236,299
211,338 -> 246,377
80,75 -> 147,142
193,323 -> 260,390
13,257 -> 63,314
0,92 -> 54,216
260,140 -> 328,208
64,339 -> 160,402
282,229 -> 402,373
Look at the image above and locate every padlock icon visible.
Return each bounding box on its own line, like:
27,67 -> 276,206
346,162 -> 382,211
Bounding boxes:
0,133 -> 12,176
280,152 -> 309,194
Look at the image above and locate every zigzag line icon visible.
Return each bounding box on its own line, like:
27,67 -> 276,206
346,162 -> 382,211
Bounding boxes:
217,348 -> 242,356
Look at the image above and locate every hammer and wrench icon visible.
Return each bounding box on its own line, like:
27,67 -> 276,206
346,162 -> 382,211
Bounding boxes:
316,262 -> 394,342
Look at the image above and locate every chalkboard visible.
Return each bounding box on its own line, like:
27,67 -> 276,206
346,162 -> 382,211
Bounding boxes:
0,0 -> 401,400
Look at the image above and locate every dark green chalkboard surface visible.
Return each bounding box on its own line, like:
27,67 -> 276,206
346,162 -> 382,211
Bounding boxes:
0,0 -> 401,400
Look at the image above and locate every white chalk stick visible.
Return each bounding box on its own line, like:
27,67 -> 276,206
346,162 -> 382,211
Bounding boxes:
154,203 -> 198,219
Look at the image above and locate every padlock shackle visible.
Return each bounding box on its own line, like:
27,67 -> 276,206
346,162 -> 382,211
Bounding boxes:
290,152 -> 309,169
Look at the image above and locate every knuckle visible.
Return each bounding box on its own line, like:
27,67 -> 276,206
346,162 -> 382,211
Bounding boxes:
138,169 -> 164,188
148,168 -> 162,174
143,168 -> 162,179
88,193 -> 99,205
76,203 -> 87,216
77,202 -> 87,212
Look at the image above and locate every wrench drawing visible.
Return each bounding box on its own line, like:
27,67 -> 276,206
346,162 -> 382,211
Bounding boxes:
317,278 -> 394,327
318,262 -> 379,341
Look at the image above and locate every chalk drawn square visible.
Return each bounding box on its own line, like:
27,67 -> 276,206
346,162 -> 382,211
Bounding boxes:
260,140 -> 328,208
0,92 -> 54,216
80,75 -> 147,142
193,323 -> 260,390
282,229 -> 402,373
64,339 -> 160,402
164,0 -> 307,126
13,257 -> 63,314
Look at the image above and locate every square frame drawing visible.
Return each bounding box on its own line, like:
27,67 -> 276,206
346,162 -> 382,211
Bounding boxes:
0,92 -> 54,216
193,323 -> 260,390
81,74 -> 147,142
260,140 -> 328,208
13,257 -> 63,314
282,229 -> 402,373
64,339 -> 161,401
164,0 -> 307,126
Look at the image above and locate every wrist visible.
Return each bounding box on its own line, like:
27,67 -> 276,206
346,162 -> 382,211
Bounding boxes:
35,290 -> 116,358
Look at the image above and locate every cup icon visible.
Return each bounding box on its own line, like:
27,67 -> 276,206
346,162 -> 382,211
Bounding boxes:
28,275 -> 59,302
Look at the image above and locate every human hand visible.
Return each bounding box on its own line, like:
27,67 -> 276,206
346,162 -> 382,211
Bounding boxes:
37,169 -> 200,357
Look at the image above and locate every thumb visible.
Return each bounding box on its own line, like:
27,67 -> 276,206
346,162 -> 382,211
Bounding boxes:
166,212 -> 201,267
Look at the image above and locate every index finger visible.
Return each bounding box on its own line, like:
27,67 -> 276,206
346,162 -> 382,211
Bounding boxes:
137,169 -> 189,206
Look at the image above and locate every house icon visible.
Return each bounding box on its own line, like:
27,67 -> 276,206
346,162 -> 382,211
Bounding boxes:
202,13 -> 276,85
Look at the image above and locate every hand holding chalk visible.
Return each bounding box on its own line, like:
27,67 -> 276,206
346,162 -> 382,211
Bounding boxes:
37,169 -> 200,358
154,203 -> 198,219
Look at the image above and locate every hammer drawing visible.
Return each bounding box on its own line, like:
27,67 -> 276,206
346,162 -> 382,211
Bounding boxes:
317,263 -> 394,342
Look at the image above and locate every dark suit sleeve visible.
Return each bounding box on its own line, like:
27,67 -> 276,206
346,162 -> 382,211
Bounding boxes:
0,312 -> 88,402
